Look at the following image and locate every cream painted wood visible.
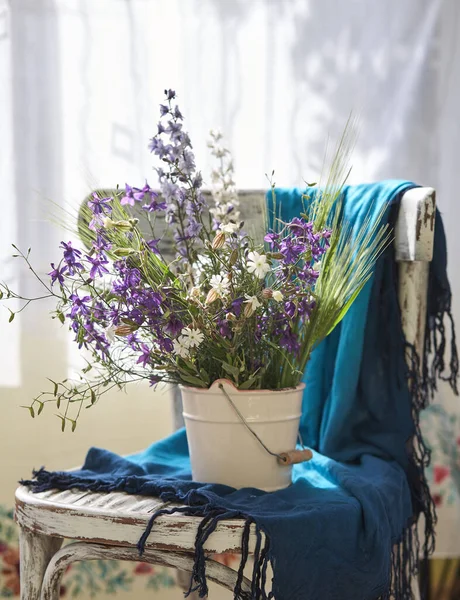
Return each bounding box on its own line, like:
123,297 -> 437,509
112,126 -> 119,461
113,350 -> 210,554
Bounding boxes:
40,542 -> 251,600
19,529 -> 63,600
16,187 -> 436,599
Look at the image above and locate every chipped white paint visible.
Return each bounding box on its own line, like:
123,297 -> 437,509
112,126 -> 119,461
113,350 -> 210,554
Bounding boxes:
16,187 -> 435,599
15,486 -> 256,555
395,187 -> 436,262
40,542 -> 251,600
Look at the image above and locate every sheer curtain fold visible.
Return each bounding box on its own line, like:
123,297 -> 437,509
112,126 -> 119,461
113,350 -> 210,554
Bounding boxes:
1,0 -> 460,558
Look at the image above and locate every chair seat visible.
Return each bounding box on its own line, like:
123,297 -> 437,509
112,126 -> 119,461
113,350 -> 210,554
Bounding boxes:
15,485 -> 252,554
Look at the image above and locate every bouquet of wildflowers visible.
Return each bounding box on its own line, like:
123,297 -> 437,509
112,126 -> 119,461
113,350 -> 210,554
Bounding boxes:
0,90 -> 388,429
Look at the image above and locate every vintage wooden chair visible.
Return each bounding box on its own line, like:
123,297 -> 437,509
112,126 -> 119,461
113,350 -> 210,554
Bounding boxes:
15,187 -> 436,599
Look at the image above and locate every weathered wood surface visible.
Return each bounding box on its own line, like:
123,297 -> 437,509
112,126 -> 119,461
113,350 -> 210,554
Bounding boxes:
15,486 -> 255,555
40,542 -> 251,600
19,528 -> 62,600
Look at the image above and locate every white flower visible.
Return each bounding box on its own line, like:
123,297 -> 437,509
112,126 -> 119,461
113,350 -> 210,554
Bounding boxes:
219,222 -> 239,234
272,290 -> 284,302
209,274 -> 230,297
246,251 -> 271,279
172,338 -> 190,359
105,324 -> 116,343
180,327 -> 204,348
244,294 -> 262,310
102,216 -> 115,229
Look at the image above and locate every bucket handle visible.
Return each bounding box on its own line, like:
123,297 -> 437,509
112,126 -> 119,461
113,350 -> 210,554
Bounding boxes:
218,383 -> 312,466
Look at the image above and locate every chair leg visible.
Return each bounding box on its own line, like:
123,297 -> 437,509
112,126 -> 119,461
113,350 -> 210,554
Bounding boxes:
176,568 -> 205,599
19,527 -> 62,600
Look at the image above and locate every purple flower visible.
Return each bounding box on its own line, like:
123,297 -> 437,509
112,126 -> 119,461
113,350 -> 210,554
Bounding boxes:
132,182 -> 152,202
60,241 -> 82,263
120,184 -> 136,206
231,297 -> 244,317
285,301 -> 296,318
92,234 -> 112,255
87,193 -> 112,215
143,197 -> 167,213
159,104 -> 169,117
60,241 -> 83,275
146,239 -> 161,254
298,267 -> 319,286
48,263 -> 66,286
280,328 -> 300,354
264,231 -> 280,248
136,344 -> 152,368
166,120 -> 183,141
279,238 -> 305,264
164,315 -> 183,337
186,218 -> 202,238
165,89 -> 176,100
149,375 -> 162,386
87,255 -> 110,280
178,149 -> 196,176
174,105 -> 183,120
218,319 -> 232,339
288,218 -> 313,237
68,294 -> 91,318
159,337 -> 174,353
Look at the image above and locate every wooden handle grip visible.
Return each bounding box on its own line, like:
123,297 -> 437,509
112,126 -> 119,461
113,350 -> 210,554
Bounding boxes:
278,449 -> 313,466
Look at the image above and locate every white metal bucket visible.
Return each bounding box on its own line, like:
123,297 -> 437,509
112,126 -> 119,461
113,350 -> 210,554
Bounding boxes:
180,379 -> 305,491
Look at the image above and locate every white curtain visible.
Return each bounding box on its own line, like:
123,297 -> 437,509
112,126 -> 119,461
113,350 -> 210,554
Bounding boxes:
1,0 -> 460,594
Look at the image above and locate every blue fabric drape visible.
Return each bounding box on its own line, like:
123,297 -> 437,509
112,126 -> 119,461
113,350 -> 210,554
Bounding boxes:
25,182 -> 457,600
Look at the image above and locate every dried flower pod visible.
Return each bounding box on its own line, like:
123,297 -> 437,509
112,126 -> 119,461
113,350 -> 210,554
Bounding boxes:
112,247 -> 137,257
211,231 -> 226,250
227,272 -> 233,282
226,312 -> 236,321
267,252 -> 285,260
114,324 -> 138,337
244,303 -> 255,318
228,249 -> 238,266
205,288 -> 219,305
262,288 -> 273,299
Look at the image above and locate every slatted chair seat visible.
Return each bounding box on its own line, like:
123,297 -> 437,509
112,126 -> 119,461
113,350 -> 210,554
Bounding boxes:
15,187 -> 436,600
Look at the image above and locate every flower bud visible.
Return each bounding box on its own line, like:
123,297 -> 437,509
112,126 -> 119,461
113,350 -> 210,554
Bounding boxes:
262,288 -> 273,299
205,288 -> 219,305
112,247 -> 137,257
267,252 -> 285,260
114,324 -> 138,336
211,231 -> 226,250
244,303 -> 255,318
229,249 -> 238,266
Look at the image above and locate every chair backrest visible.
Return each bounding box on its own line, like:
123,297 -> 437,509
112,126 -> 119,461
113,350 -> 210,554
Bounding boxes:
80,186 -> 436,429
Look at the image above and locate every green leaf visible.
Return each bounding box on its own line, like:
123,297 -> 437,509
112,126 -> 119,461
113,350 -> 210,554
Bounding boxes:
90,389 -> 97,404
57,311 -> 65,324
56,415 -> 66,432
0,289 -> 3,299
37,402 -> 44,416
21,405 -> 34,418
179,374 -> 207,388
221,362 -> 240,380
70,419 -> 77,432
325,285 -> 364,337
8,310 -> 15,323
238,377 -> 258,390
199,369 -> 210,385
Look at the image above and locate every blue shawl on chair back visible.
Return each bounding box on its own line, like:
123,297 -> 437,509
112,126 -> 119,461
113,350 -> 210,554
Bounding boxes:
24,182 -> 458,600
